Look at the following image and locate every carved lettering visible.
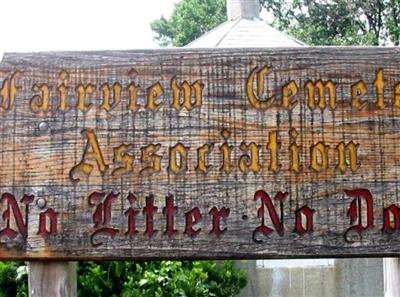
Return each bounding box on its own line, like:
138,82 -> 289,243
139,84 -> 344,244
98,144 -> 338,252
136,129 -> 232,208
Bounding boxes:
76,83 -> 95,112
196,143 -> 213,174
171,77 -> 204,111
209,207 -> 230,236
100,82 -> 122,111
310,142 -> 329,171
89,192 -> 119,247
143,195 -> 158,237
351,80 -> 367,109
57,70 -> 69,111
305,80 -> 337,110
267,131 -> 281,173
37,208 -> 59,238
0,71 -> 21,111
383,205 -> 400,233
246,66 -> 275,109
345,188 -> 374,240
112,144 -> 134,176
294,206 -> 314,235
140,144 -> 162,174
336,141 -> 359,173
30,84 -> 51,112
0,193 -> 34,239
184,207 -> 202,237
282,81 -> 298,110
163,195 -> 177,237
239,142 -> 261,174
253,190 -> 287,242
70,129 -> 108,181
168,143 -> 189,174
146,82 -> 164,110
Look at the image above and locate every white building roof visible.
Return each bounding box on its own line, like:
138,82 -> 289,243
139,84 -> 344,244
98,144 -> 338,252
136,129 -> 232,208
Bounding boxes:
186,17 -> 305,48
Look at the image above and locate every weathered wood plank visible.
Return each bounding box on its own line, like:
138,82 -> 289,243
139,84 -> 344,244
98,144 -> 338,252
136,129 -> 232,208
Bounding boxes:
28,262 -> 77,297
0,48 -> 400,259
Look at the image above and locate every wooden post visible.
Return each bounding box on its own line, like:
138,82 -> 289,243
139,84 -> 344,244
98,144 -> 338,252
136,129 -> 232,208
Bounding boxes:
28,262 -> 77,297
384,258 -> 400,297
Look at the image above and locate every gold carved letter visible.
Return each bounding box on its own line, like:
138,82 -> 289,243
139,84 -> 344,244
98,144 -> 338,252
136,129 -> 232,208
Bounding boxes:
69,129 -> 108,181
289,128 -> 301,173
146,82 -> 164,111
169,143 -> 189,174
267,130 -> 281,173
76,84 -> 95,112
30,84 -> 51,113
374,69 -> 385,109
140,144 -> 162,174
239,142 -> 261,174
336,141 -> 359,173
171,77 -> 204,111
0,71 -> 22,111
282,81 -> 298,110
127,82 -> 139,112
57,71 -> 69,112
196,144 -> 213,174
100,82 -> 122,112
395,83 -> 400,108
351,81 -> 367,109
246,66 -> 275,110
310,142 -> 329,171
220,130 -> 233,174
112,144 -> 134,176
305,80 -> 337,110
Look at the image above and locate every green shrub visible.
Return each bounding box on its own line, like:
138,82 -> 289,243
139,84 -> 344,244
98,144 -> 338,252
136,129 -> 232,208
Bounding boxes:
0,260 -> 246,297
0,262 -> 27,297
78,260 -> 246,297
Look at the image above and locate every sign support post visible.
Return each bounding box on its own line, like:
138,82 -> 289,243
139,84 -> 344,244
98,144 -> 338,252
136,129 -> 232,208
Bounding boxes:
28,262 -> 77,297
384,258 -> 400,297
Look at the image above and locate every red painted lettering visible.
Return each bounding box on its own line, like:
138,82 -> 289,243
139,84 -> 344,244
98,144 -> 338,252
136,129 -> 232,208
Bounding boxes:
184,207 -> 202,237
383,204 -> 400,233
143,195 -> 158,237
294,206 -> 314,235
125,193 -> 139,237
0,193 -> 34,239
345,188 -> 374,241
37,208 -> 59,238
253,190 -> 287,242
163,195 -> 177,237
88,191 -> 119,246
209,207 -> 230,236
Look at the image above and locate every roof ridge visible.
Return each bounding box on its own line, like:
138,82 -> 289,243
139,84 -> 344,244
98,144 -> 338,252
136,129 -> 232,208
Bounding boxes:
185,18 -> 239,47
215,18 -> 242,47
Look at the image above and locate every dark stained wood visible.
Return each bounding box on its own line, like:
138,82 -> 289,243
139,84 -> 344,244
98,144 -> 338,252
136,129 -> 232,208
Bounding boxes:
0,48 -> 400,259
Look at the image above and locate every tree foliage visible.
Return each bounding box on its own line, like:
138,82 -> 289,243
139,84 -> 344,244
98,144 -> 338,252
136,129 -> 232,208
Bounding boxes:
151,0 -> 400,46
151,0 -> 226,46
0,262 -> 27,297
78,260 -> 246,297
0,260 -> 246,297
266,0 -> 400,45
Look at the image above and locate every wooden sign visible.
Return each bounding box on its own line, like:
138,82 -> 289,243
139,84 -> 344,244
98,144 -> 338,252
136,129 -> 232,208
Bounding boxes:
1,48 -> 400,259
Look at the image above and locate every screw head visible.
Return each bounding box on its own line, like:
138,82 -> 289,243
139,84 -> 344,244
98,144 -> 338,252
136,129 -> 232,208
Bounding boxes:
38,121 -> 49,132
36,198 -> 47,209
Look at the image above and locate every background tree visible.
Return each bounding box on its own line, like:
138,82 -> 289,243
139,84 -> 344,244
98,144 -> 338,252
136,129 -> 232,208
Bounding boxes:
152,0 -> 400,46
151,0 -> 226,46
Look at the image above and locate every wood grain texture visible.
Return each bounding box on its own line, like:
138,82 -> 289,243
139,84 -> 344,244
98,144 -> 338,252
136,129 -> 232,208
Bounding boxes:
0,48 -> 400,259
28,262 -> 77,297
